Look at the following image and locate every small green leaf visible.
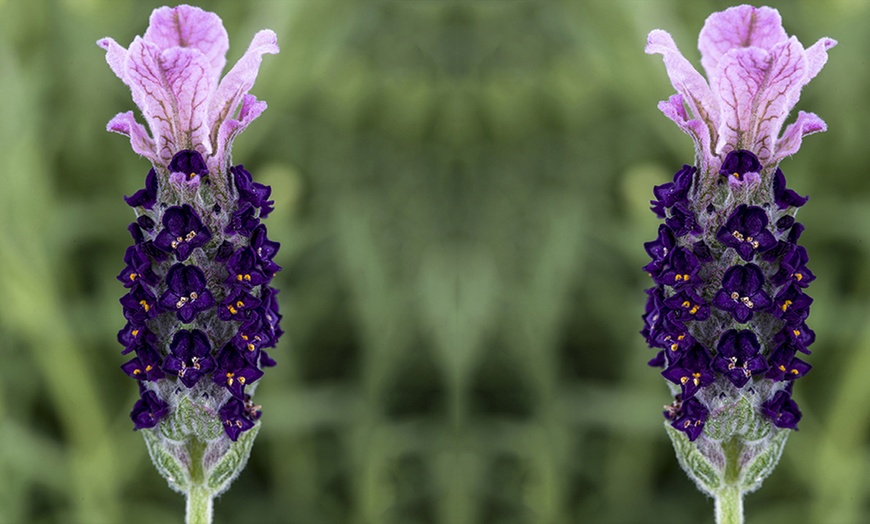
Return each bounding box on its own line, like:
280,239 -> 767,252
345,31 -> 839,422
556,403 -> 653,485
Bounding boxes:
666,423 -> 721,496
207,422 -> 260,496
142,428 -> 190,493
740,428 -> 789,494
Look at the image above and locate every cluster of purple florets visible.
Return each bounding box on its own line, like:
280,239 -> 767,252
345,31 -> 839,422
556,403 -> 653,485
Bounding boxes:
642,150 -> 813,441
118,149 -> 281,441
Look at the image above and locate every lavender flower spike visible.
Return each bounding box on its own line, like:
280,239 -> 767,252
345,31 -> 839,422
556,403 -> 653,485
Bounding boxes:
100,6 -> 280,523
643,6 -> 833,524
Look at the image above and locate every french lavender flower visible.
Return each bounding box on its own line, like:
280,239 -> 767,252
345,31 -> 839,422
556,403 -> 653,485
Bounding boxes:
643,6 -> 834,523
99,5 -> 280,523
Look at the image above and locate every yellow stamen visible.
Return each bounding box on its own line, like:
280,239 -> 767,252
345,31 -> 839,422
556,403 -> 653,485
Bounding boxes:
236,300 -> 244,308
244,274 -> 251,281
680,377 -> 689,385
791,369 -> 799,375
145,365 -> 152,372
779,365 -> 786,372
781,299 -> 793,312
795,273 -> 803,281
228,305 -> 238,315
139,300 -> 150,312
793,329 -> 801,337
133,369 -> 141,375
689,304 -> 700,315
226,372 -> 234,386
239,376 -> 246,385
130,273 -> 138,281
247,343 -> 255,352
681,300 -> 691,308
132,329 -> 139,337
237,274 -> 244,281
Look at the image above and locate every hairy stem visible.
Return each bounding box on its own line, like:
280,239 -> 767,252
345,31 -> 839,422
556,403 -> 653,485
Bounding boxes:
185,438 -> 213,524
715,438 -> 744,524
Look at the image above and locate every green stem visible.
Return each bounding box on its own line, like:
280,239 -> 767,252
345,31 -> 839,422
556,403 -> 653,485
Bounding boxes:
715,438 -> 744,524
185,438 -> 213,524
186,485 -> 214,524
714,485 -> 743,524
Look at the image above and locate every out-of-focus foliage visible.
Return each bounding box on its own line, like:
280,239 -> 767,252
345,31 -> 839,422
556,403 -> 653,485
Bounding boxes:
0,0 -> 867,522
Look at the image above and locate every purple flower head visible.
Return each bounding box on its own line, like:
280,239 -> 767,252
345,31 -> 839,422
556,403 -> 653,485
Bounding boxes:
773,284 -> 813,324
657,246 -> 701,288
773,168 -> 809,209
213,345 -> 264,400
158,263 -> 216,323
162,329 -> 216,388
665,202 -> 702,237
669,397 -> 709,442
718,149 -> 761,181
118,244 -> 159,288
716,205 -> 776,261
761,387 -> 802,429
226,202 -> 260,236
168,149 -> 209,186
98,5 -> 278,168
219,397 -> 256,441
712,329 -> 769,388
118,322 -> 158,355
154,204 -> 212,261
662,342 -> 715,399
131,389 -> 170,430
643,225 -> 676,277
232,316 -> 273,365
663,288 -> 710,322
651,164 -> 695,217
772,244 -> 815,288
218,291 -> 262,322
765,336 -> 812,382
124,168 -> 158,209
121,342 -> 166,382
232,165 -> 274,216
712,263 -> 772,323
646,5 -> 835,173
225,247 -> 268,290
778,323 -> 815,355
120,283 -> 159,323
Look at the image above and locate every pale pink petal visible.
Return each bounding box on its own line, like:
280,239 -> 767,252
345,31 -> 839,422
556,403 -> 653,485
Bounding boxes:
125,36 -> 215,163
209,94 -> 268,174
209,30 -> 279,142
699,5 -> 787,80
97,37 -> 130,85
714,37 -> 807,164
773,111 -> 826,164
804,37 -> 837,83
658,94 -> 716,174
646,30 -> 720,155
144,5 -> 228,84
107,111 -> 159,165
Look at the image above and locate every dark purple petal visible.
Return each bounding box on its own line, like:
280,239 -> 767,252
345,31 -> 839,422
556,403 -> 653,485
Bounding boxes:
712,330 -> 768,388
718,149 -> 762,180
762,389 -> 802,429
772,244 -> 815,288
665,202 -> 702,237
651,164 -> 695,216
648,350 -> 666,367
765,337 -> 812,381
117,322 -> 157,354
219,397 -> 256,441
226,247 -> 269,289
232,164 -> 274,214
163,329 -> 216,388
670,397 -> 708,441
773,284 -> 813,324
158,264 -> 215,323
773,168 -> 809,209
713,263 -> 771,322
168,149 -> 209,181
120,284 -> 159,323
154,204 -> 212,261
130,390 -> 169,429
662,343 -> 714,399
218,291 -> 262,322
663,289 -> 710,322
121,343 -> 165,381
226,202 -> 260,236
213,345 -> 265,399
716,204 -> 775,261
124,168 -> 159,209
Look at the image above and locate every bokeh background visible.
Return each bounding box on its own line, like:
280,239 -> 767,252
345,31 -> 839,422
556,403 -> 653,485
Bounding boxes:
0,0 -> 868,522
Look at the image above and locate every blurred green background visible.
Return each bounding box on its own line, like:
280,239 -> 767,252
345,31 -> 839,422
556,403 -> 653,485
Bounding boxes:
0,0 -> 867,522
